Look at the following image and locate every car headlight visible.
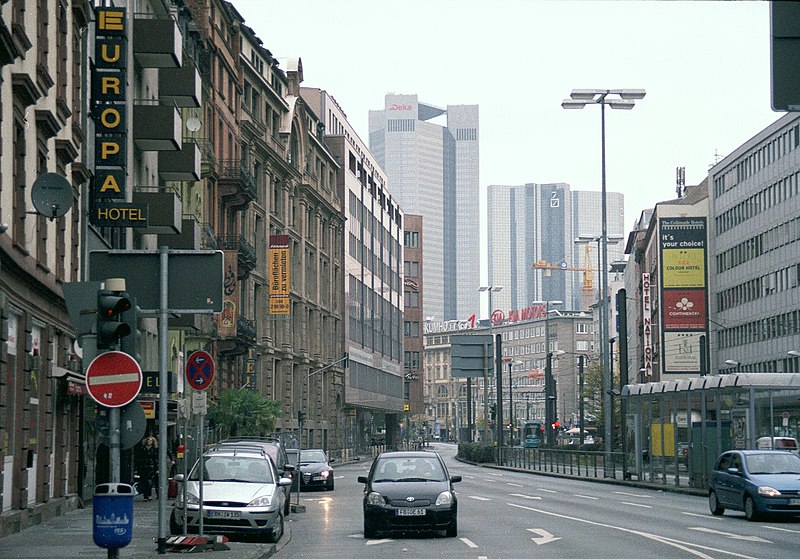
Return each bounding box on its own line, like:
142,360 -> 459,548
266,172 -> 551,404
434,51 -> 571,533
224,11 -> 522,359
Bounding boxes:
320,470 -> 330,478
176,492 -> 199,507
435,491 -> 454,506
248,495 -> 280,511
758,486 -> 782,497
366,491 -> 385,506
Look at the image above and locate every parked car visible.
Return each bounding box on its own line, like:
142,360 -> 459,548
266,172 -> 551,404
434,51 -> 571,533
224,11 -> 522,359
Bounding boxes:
286,448 -> 334,491
708,449 -> 800,521
357,450 -> 461,538
170,445 -> 292,542
756,436 -> 799,455
211,437 -> 295,515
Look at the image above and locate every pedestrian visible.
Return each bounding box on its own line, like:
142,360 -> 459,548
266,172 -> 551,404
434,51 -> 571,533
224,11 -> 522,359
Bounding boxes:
136,435 -> 159,501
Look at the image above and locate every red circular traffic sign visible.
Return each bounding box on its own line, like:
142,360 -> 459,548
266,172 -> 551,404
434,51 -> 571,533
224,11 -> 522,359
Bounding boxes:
186,350 -> 215,391
86,351 -> 142,408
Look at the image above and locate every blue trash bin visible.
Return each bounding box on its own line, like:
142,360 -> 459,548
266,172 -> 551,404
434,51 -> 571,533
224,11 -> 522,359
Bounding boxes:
93,483 -> 134,549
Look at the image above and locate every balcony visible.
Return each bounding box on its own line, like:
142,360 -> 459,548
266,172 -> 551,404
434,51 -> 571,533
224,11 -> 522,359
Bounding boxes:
201,223 -> 219,250
221,235 -> 257,278
196,138 -> 216,177
157,217 -> 200,249
158,139 -> 201,181
158,63 -> 201,108
133,102 -> 181,151
131,186 -> 182,234
237,316 -> 257,343
133,16 -> 181,68
218,159 -> 257,209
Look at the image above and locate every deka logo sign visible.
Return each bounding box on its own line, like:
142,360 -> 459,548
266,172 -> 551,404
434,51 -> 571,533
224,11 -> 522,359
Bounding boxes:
388,104 -> 412,111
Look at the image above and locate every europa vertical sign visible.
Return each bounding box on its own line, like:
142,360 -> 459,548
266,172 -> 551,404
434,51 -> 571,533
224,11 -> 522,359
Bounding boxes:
91,7 -> 148,227
658,217 -> 709,375
269,235 -> 290,315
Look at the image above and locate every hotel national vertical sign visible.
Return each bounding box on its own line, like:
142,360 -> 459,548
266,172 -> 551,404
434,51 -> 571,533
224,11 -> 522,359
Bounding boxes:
658,217 -> 709,375
269,235 -> 290,315
92,7 -> 148,227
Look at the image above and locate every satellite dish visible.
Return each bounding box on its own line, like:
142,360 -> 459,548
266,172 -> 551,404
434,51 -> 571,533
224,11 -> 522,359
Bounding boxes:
186,117 -> 201,132
31,173 -> 73,219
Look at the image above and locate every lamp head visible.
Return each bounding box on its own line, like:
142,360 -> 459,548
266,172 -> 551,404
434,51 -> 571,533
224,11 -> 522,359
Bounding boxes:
562,99 -> 587,109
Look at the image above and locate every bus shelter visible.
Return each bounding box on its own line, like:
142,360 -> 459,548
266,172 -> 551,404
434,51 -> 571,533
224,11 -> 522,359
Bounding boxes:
622,373 -> 800,488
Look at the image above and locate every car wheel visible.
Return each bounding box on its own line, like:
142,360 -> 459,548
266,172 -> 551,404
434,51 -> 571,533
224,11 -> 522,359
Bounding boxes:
364,516 -> 378,539
267,512 -> 284,543
708,490 -> 725,516
744,495 -> 760,521
445,515 -> 458,537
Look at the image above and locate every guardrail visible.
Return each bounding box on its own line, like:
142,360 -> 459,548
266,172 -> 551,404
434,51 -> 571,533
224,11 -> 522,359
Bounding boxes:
497,446 -> 626,480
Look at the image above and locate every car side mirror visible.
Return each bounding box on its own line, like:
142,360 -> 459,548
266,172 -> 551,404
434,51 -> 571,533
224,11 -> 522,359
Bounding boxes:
726,467 -> 741,475
173,473 -> 184,482
283,464 -> 295,472
450,475 -> 462,483
329,457 -> 335,463
357,476 -> 368,484
278,477 -> 292,486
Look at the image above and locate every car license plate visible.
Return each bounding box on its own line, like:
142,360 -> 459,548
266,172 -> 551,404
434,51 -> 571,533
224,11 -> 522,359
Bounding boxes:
313,476 -> 324,481
789,498 -> 800,506
207,510 -> 240,519
397,507 -> 426,517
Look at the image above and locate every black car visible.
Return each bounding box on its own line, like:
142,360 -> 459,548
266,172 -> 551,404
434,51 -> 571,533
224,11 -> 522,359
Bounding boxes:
286,448 -> 335,491
357,450 -> 461,538
211,438 -> 295,515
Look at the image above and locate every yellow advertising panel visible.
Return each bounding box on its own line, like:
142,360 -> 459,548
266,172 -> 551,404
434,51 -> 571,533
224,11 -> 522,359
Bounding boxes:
650,423 -> 676,457
662,248 -> 705,288
269,235 -> 290,315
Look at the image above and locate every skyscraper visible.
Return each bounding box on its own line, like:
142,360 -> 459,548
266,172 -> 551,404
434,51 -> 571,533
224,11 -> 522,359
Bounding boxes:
369,94 -> 479,321
487,184 -> 624,313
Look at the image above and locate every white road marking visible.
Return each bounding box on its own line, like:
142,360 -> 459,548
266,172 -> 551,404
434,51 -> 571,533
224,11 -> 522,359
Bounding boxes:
689,527 -> 771,543
506,482 -> 524,487
537,488 -> 557,493
460,537 -> 479,548
620,501 -> 652,509
681,512 -> 722,520
527,528 -> 561,545
508,502 -> 737,559
574,494 -> 598,500
468,495 -> 491,501
365,538 -> 394,546
487,472 -> 504,477
509,493 -> 542,500
614,491 -> 654,499
763,525 -> 800,534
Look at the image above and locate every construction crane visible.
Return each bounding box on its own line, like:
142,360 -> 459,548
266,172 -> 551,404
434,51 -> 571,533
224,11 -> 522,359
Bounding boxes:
533,244 -> 594,310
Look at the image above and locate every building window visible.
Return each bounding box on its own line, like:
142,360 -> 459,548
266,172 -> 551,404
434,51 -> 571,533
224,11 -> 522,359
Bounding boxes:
404,320 -> 419,337
404,260 -> 419,277
576,322 -> 589,334
404,231 -> 419,248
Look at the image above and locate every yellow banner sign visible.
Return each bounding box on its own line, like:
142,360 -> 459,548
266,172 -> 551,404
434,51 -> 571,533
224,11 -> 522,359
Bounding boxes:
269,235 -> 290,315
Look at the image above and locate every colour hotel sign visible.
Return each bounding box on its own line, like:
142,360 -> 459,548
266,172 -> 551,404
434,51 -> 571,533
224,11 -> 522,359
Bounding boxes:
91,8 -> 147,227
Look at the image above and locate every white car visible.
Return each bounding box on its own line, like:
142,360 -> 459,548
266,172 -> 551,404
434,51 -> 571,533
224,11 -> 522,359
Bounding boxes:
756,436 -> 799,455
170,446 -> 292,542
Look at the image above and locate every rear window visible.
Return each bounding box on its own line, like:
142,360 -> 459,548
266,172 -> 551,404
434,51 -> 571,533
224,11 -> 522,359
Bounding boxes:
776,439 -> 798,449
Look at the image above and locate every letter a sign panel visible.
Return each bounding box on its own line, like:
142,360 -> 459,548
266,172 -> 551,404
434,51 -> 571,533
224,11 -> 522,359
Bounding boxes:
86,351 -> 143,408
186,350 -> 215,391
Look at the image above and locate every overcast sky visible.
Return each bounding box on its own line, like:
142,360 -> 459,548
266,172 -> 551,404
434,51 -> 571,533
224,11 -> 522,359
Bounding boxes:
232,0 -> 780,280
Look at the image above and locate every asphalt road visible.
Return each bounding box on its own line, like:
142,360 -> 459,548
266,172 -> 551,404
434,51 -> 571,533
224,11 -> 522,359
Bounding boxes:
276,442 -> 800,559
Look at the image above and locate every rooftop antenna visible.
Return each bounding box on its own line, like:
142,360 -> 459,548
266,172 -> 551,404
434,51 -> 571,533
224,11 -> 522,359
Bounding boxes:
675,166 -> 685,198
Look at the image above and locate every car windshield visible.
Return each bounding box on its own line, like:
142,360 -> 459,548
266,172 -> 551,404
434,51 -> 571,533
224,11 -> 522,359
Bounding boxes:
189,456 -> 274,483
745,453 -> 800,474
300,450 -> 327,463
373,456 -> 446,482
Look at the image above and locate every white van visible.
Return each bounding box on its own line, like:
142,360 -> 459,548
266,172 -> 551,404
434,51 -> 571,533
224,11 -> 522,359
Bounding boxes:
756,436 -> 799,454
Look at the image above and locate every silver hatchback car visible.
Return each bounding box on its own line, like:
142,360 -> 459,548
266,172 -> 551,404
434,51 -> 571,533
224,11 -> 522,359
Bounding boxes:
170,446 -> 292,542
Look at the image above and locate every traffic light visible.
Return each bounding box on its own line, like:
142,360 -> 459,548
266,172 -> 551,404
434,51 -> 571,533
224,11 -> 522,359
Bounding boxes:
489,402 -> 496,421
298,410 -> 306,423
96,288 -> 131,350
119,297 -> 140,362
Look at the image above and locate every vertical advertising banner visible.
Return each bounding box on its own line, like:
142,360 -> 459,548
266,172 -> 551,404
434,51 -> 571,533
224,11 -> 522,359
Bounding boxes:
658,217 -> 709,375
269,235 -> 290,315
217,250 -> 239,337
641,273 -> 653,379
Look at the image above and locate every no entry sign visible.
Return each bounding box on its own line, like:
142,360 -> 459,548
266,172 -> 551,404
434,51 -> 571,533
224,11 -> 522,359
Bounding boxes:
86,351 -> 142,408
186,350 -> 214,390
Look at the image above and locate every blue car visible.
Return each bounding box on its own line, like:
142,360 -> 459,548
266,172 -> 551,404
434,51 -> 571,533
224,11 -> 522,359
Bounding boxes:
709,449 -> 800,521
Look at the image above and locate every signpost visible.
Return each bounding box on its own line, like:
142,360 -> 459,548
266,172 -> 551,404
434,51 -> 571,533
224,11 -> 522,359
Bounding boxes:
86,351 -> 143,408
186,351 -> 214,390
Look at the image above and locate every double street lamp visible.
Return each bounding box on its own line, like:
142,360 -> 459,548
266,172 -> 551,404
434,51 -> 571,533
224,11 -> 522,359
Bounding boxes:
534,300 -> 562,446
563,88 -> 645,469
479,286 -> 503,443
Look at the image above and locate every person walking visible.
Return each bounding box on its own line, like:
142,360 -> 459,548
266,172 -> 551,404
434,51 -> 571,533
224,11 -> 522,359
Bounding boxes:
137,435 -> 159,501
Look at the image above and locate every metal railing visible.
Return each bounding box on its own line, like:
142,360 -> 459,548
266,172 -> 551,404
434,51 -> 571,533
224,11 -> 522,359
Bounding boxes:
497,446 -> 626,480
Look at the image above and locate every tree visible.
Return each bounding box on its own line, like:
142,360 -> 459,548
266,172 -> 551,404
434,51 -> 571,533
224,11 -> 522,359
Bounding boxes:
582,360 -> 621,444
209,388 -> 281,439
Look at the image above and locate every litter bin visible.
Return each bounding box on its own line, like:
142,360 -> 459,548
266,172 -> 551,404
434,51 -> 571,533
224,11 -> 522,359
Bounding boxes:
93,483 -> 134,549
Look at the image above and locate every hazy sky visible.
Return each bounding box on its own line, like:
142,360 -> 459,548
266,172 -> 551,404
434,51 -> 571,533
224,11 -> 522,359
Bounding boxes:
232,0 -> 780,279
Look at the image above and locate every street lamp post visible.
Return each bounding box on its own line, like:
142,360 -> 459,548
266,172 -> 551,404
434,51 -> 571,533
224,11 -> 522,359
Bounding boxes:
564,88 -> 645,472
537,300 -> 562,446
479,285 -> 503,443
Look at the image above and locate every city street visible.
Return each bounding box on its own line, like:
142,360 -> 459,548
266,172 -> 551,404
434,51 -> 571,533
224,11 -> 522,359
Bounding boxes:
278,443 -> 800,559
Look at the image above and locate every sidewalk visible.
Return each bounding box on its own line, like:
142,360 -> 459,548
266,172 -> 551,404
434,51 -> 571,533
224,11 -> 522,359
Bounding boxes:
0,496 -> 283,559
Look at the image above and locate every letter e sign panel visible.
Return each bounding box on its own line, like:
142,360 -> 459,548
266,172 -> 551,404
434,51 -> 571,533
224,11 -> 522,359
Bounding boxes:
86,351 -> 143,408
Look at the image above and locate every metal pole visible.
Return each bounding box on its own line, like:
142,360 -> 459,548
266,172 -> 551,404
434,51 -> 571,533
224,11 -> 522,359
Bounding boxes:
495,333 -> 504,450
108,408 -> 120,559
579,355 -> 585,446
197,398 -> 204,537
600,100 -> 612,475
158,246 -> 169,552
508,361 -> 514,445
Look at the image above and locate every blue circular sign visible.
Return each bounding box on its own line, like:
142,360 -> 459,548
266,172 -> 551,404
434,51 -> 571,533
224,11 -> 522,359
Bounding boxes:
185,350 -> 215,391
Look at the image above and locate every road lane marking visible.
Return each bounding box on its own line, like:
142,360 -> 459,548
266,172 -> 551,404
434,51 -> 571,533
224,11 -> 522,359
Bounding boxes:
763,525 -> 800,534
509,493 -> 542,500
681,512 -> 722,520
527,528 -> 561,545
574,494 -> 598,500
689,527 -> 771,543
537,488 -> 557,493
487,472 -> 504,477
506,482 -> 524,487
614,491 -> 654,498
620,501 -> 652,509
507,502 -> 738,559
365,538 -> 394,546
468,495 -> 491,501
460,537 -> 479,548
